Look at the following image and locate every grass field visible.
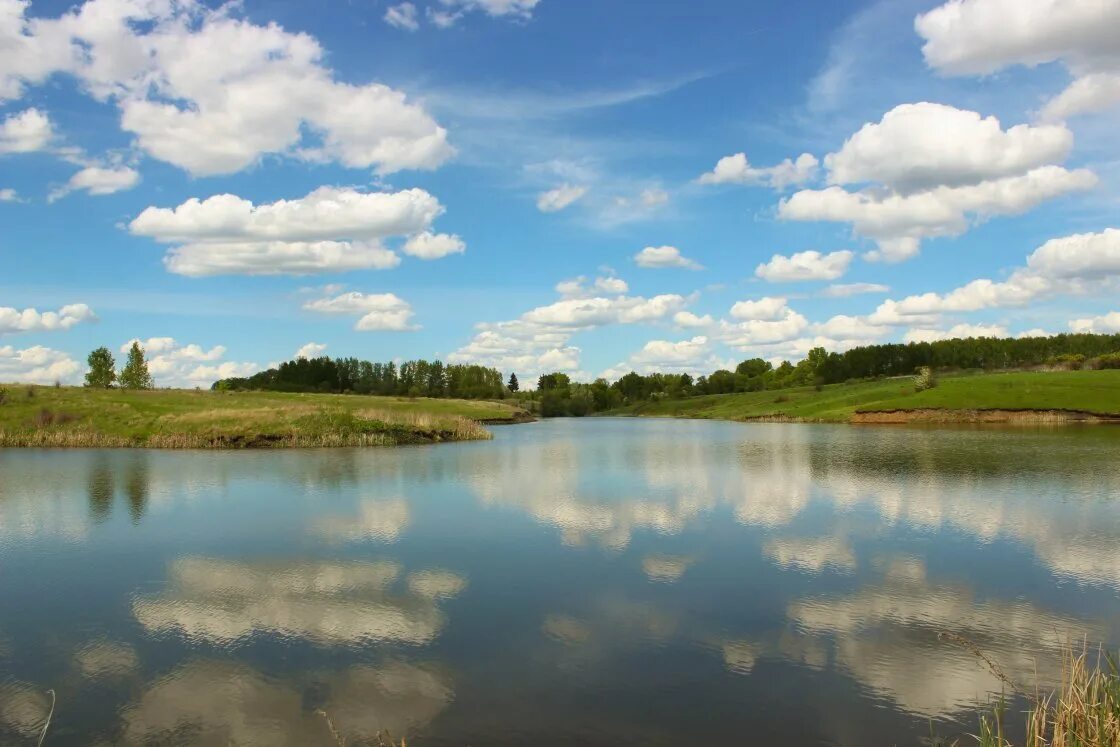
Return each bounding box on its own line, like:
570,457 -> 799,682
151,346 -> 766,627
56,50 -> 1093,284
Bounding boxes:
0,385 -> 530,448
605,369 -> 1120,423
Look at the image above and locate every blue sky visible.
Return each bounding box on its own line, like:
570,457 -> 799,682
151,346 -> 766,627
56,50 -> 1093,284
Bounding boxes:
2,0 -> 1119,387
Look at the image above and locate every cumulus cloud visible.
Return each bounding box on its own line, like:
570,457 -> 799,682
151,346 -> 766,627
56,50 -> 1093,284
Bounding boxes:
119,337 -> 257,387
449,278 -> 689,380
633,245 -> 702,270
537,184 -> 588,212
601,336 -> 728,377
698,152 -> 819,190
401,231 -> 465,260
295,342 -> 327,359
673,311 -> 714,329
49,165 -> 139,201
304,291 -> 420,332
384,2 -> 420,30
0,188 -> 18,201
131,186 -> 448,276
916,0 -> 1120,120
870,228 -> 1120,327
729,296 -> 791,321
0,0 -> 452,176
812,314 -> 887,340
1070,312 -> 1120,334
0,303 -> 95,336
0,108 -> 51,153
821,282 -> 890,297
904,323 -> 1010,343
755,250 -> 853,282
0,345 -> 81,384
779,103 -> 1096,261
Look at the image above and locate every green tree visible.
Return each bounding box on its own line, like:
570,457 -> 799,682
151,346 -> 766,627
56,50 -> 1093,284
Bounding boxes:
85,347 -> 117,389
508,373 -> 519,392
537,372 -> 571,391
119,341 -> 154,390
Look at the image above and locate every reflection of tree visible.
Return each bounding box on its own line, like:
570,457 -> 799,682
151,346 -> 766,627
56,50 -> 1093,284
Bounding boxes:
86,455 -> 114,523
124,453 -> 150,524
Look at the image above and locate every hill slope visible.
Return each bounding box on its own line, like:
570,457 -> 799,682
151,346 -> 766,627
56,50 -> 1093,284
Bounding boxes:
604,370 -> 1120,423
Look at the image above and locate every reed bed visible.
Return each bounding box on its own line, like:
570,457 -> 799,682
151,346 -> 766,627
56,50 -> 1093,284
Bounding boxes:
942,635 -> 1120,747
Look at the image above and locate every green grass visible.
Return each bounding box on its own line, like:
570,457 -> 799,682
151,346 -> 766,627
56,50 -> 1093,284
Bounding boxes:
0,385 -> 530,448
605,370 -> 1120,423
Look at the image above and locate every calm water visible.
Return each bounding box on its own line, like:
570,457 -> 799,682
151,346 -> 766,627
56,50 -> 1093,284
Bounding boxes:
2,419 -> 1120,745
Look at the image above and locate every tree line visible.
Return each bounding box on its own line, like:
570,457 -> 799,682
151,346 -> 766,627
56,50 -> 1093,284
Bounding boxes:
213,356 -> 508,400
523,332 -> 1120,416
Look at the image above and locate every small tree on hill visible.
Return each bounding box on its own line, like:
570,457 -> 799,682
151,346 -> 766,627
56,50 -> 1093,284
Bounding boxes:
913,366 -> 937,392
508,373 -> 519,392
85,347 -> 117,388
120,341 -> 154,390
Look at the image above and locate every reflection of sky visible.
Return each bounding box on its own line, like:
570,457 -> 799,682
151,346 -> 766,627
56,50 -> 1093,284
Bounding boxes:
2,421 -> 1120,743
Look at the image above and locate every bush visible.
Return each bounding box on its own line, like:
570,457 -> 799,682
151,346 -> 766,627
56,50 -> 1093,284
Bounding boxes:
0,387 -> 7,405
914,366 -> 937,391
1047,353 -> 1086,370
1096,352 -> 1120,369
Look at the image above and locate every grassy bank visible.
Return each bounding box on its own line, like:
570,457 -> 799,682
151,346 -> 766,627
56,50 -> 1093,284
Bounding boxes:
604,370 -> 1120,423
0,385 -> 531,448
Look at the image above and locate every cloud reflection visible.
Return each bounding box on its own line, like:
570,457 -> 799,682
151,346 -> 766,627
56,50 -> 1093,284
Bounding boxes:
133,557 -> 467,646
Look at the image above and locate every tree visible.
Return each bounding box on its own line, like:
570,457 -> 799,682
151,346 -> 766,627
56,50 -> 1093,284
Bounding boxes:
85,347 -> 117,389
537,372 -> 571,392
119,341 -> 154,390
508,373 -> 519,392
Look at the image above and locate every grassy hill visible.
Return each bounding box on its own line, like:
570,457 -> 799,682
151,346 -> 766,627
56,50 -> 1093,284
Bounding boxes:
604,369 -> 1120,423
0,385 -> 530,448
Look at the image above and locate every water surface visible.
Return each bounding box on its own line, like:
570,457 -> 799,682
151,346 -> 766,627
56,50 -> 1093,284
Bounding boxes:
2,419 -> 1120,745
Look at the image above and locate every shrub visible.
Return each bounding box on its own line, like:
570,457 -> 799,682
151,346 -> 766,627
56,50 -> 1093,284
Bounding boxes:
914,366 -> 937,391
1096,352 -> 1120,369
31,408 -> 78,427
0,387 -> 7,405
1047,352 -> 1087,370
25,385 -> 35,399
774,394 -> 790,403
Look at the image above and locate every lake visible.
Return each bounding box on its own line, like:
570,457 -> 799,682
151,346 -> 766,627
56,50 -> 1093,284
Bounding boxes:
2,419 -> 1120,745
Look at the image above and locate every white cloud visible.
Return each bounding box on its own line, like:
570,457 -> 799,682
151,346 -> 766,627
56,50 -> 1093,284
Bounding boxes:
430,0 -> 541,26
633,245 -> 702,270
384,3 -> 420,30
813,314 -> 886,340
698,152 -> 818,190
49,165 -> 139,201
821,282 -> 890,297
870,229 -> 1120,325
556,275 -> 629,298
824,103 -> 1072,193
904,323 -> 1010,343
0,107 -> 51,153
603,336 -> 726,377
779,103 -> 1096,261
755,250 -> 853,282
0,344 -> 81,384
673,311 -> 714,329
729,296 -> 790,321
916,0 -> 1120,120
402,232 -> 465,260
1070,312 -> 1120,334
295,342 -> 328,359
0,1 -> 452,176
163,241 -> 401,277
720,311 -> 810,349
523,294 -> 686,328
537,184 -> 588,212
0,188 -> 18,201
0,303 -> 95,336
303,291 -> 419,332
118,337 -> 256,387
131,186 -> 446,276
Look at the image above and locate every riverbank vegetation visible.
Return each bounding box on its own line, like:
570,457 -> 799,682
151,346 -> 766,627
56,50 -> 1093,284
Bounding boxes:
214,356 -> 507,399
602,370 -> 1120,423
515,332 -> 1120,418
0,386 -> 526,448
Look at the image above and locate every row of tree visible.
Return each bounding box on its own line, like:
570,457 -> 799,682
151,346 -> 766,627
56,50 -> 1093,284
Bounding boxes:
522,332 -> 1120,416
213,356 -> 509,400
85,343 -> 154,389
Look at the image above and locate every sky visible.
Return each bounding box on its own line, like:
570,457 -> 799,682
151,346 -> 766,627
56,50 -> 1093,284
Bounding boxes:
2,0 -> 1120,388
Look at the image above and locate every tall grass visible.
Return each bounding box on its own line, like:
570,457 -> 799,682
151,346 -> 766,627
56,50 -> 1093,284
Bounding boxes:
943,634 -> 1120,746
